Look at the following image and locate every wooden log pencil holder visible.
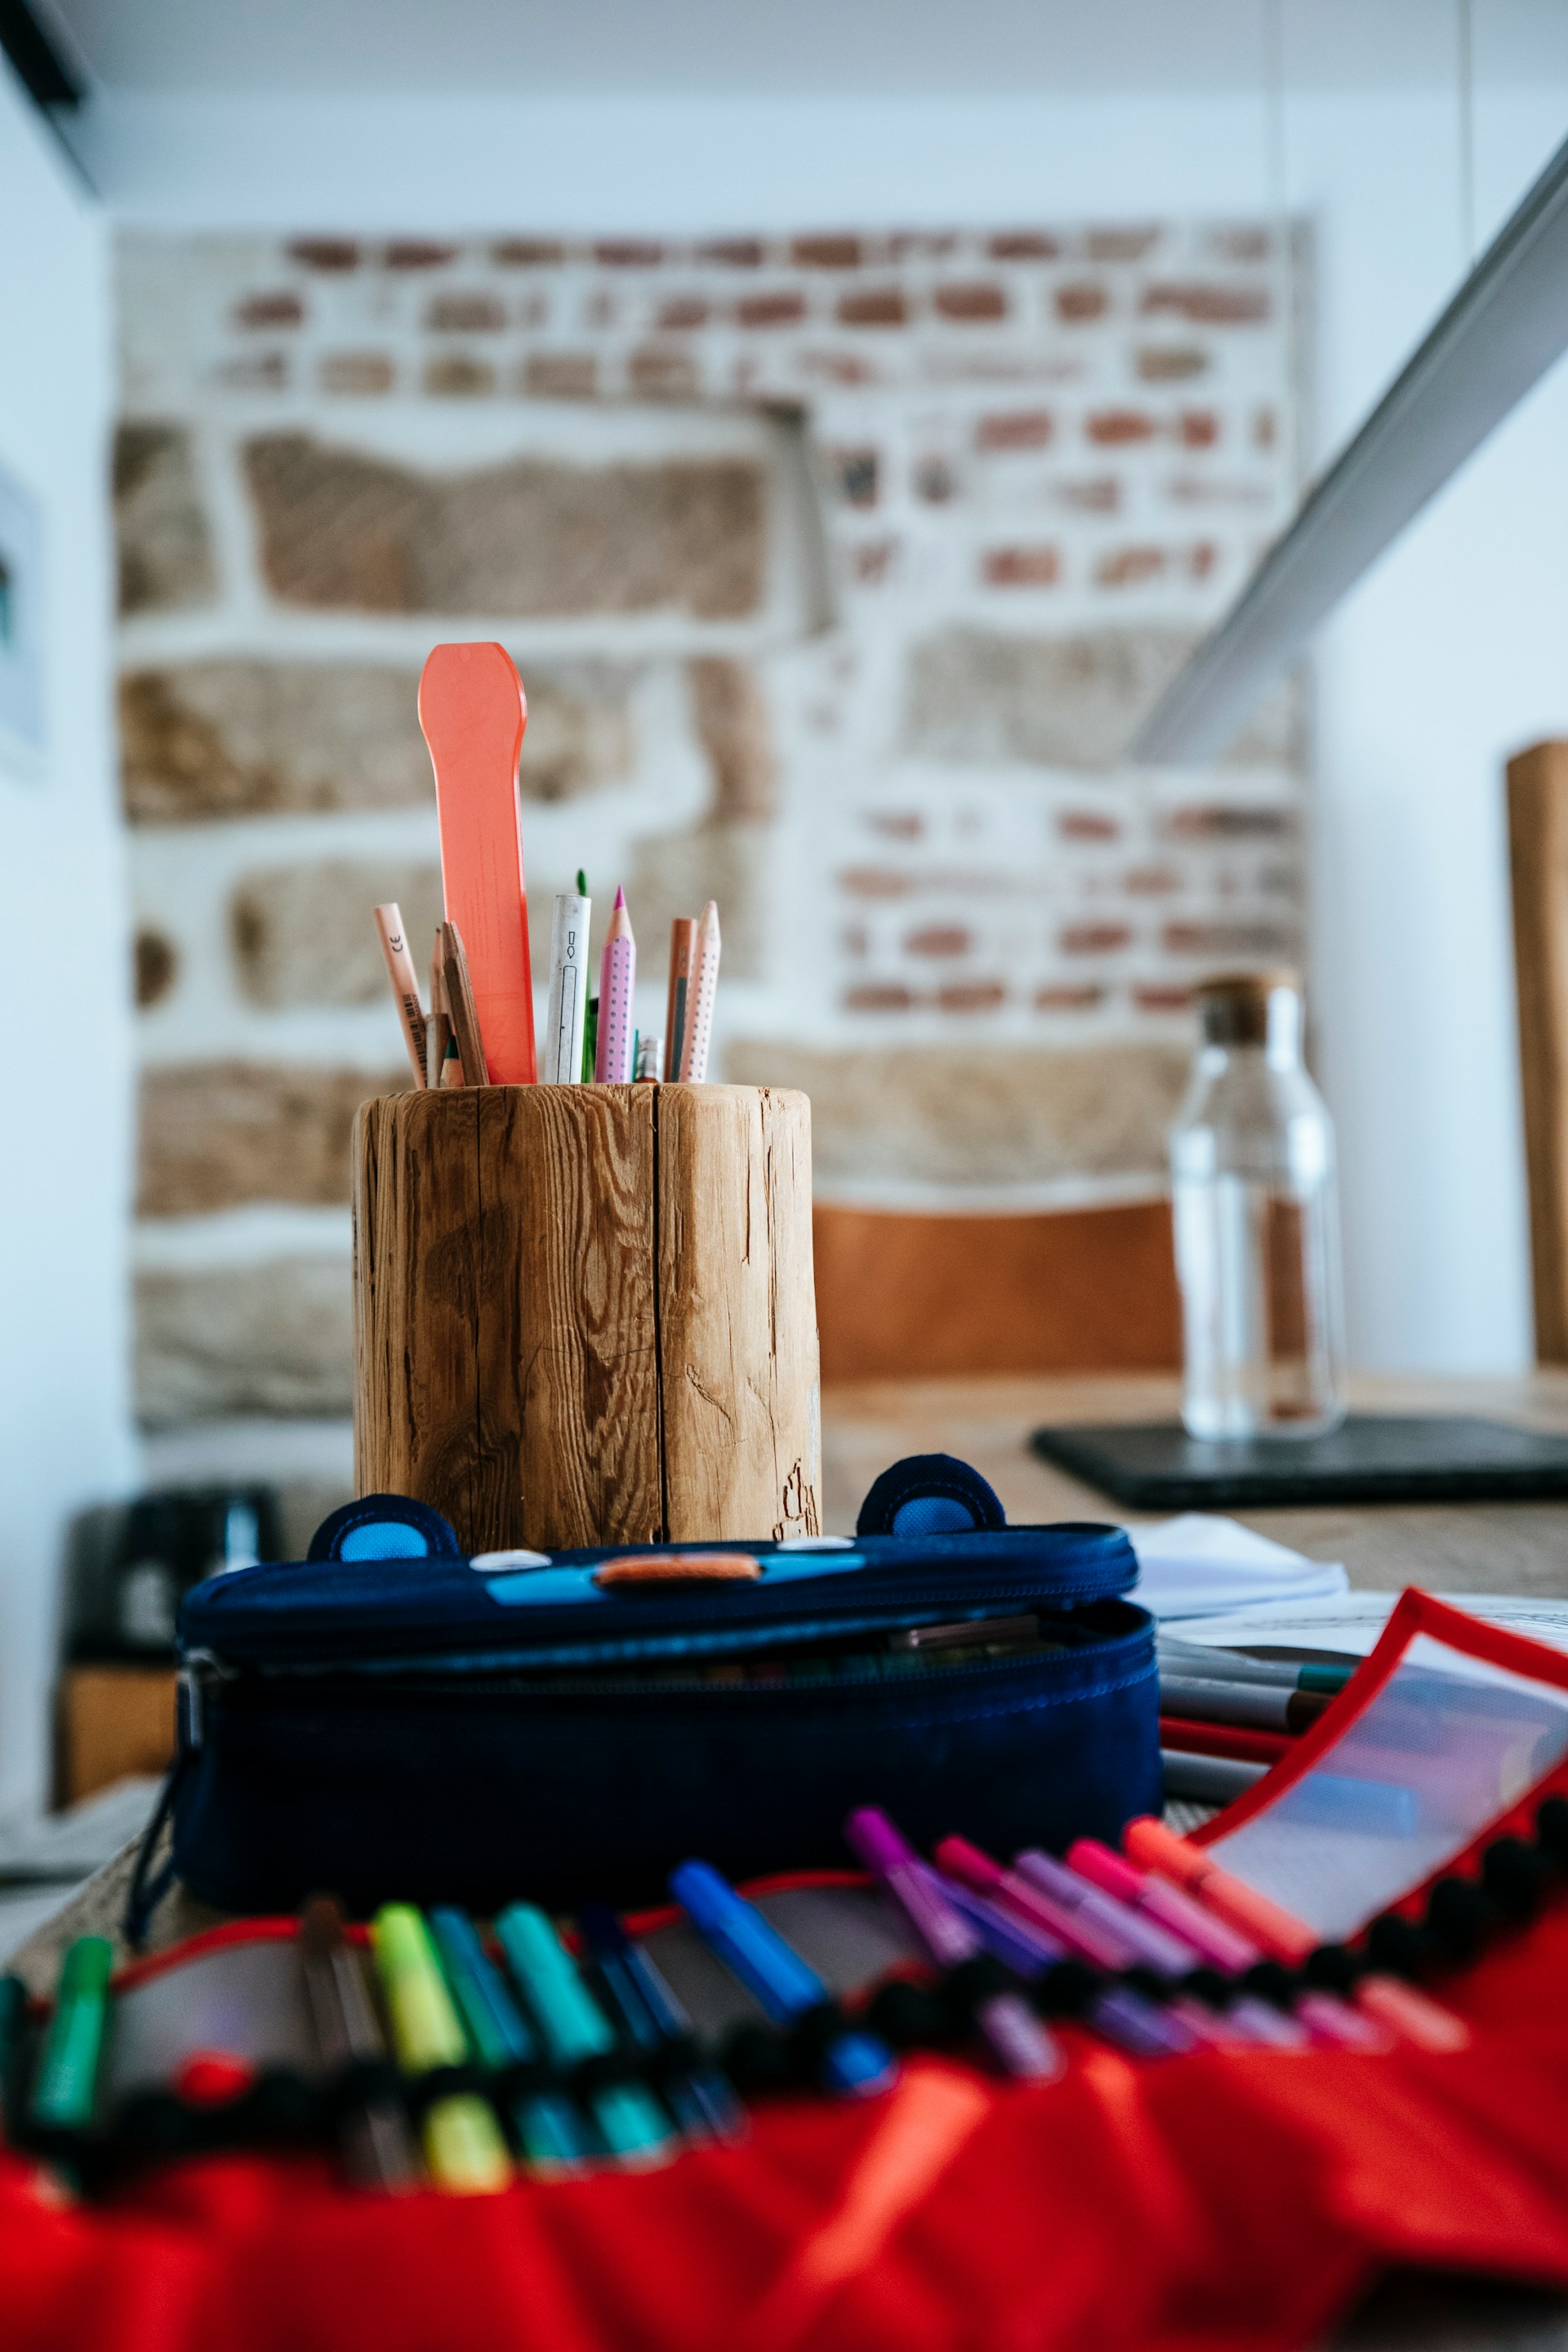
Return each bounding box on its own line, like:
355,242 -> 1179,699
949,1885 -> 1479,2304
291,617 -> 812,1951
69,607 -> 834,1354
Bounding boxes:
353,1084 -> 821,1553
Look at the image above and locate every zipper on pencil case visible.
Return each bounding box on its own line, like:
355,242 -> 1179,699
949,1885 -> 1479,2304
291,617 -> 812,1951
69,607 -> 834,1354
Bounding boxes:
191,1637 -> 1153,1708
198,1600 -> 1150,1686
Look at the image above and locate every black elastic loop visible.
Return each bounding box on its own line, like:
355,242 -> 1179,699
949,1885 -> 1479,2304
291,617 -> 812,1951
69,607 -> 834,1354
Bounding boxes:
1030,1959 -> 1104,2018
1481,1837 -> 1549,1920
938,1953 -> 1017,2028
1535,1795 -> 1568,1862
1424,1877 -> 1500,1960
572,2044 -> 647,2100
1302,1944 -> 1363,1994
1365,1911 -> 1440,1977
866,1977 -> 947,2050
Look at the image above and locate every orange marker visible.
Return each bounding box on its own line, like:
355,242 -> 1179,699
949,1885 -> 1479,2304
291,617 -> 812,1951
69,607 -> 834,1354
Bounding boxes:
418,644 -> 536,1085
1124,1816 -> 1469,2051
1124,1816 -> 1317,1963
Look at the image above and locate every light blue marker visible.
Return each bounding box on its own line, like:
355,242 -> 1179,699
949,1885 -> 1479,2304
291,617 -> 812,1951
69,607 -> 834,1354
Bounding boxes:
668,1860 -> 898,2097
496,1904 -> 672,2165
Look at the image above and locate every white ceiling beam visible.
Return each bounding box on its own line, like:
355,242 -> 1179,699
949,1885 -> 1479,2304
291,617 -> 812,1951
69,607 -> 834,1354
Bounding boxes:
1132,125 -> 1568,765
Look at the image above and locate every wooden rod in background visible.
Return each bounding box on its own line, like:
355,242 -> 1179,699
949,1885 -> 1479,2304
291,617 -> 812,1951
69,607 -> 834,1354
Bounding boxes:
1508,741 -> 1568,1361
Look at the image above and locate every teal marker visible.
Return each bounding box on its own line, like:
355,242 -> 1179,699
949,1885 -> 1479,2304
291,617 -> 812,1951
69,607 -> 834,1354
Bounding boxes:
428,1909 -> 590,2173
30,1938 -> 112,2132
497,1904 -> 672,2166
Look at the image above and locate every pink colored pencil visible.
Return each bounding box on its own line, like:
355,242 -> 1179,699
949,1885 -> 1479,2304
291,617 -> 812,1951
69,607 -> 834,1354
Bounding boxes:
681,900 -> 721,1082
595,886 -> 636,1084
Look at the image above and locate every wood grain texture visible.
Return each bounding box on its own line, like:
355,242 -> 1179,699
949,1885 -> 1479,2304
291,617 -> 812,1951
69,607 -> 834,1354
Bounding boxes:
354,1083 -> 817,1549
354,1088 -> 487,1531
1508,742 -> 1568,1361
658,1085 -> 821,1540
813,1197 -> 1182,1381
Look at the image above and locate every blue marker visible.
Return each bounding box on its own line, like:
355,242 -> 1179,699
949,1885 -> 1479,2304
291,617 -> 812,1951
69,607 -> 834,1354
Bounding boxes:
668,1860 -> 898,2098
577,1900 -> 747,2145
428,1908 -> 591,2173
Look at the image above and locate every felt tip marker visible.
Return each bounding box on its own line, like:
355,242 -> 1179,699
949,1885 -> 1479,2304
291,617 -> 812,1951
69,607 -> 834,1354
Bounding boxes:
670,1860 -> 898,2097
429,1909 -> 591,2173
1120,1820 -> 1468,2052
497,1904 -> 673,2164
577,1902 -> 747,2144
934,1873 -> 1196,2059
1124,1818 -> 1318,1963
371,1905 -> 510,2194
846,1810 -> 1062,2081
30,1938 -> 113,2132
299,1897 -> 421,2190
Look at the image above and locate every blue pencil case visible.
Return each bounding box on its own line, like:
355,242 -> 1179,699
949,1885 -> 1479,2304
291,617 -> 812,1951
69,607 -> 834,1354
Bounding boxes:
158,1464 -> 1159,1918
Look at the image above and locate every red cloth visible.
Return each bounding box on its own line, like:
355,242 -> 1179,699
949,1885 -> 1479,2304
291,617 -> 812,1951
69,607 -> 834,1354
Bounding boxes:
7,1900 -> 1568,2352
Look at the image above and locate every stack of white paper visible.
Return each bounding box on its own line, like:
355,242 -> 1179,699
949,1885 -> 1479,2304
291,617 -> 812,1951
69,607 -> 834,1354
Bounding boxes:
1128,1513 -> 1348,1621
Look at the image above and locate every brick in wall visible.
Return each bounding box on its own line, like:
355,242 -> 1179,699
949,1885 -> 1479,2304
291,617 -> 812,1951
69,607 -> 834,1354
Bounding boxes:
136,1258 -> 354,1424
138,1062 -> 406,1215
242,434 -> 769,618
114,424 -> 216,616
724,1040 -> 1190,1189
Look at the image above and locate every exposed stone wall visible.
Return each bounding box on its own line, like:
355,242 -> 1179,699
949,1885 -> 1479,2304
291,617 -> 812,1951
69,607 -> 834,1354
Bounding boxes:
117,222 -> 1303,1425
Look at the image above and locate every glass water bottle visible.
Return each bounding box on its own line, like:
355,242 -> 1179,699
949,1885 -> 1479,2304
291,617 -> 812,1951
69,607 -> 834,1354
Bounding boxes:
1169,973 -> 1346,1441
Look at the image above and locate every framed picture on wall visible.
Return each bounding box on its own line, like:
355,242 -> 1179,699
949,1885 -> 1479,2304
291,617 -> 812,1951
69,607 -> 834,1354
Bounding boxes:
0,460 -> 44,775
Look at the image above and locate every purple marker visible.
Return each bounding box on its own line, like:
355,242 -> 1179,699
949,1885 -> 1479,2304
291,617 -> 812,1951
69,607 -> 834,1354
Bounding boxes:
845,1810 -> 1062,2081
1015,1849 -> 1196,1976
933,1871 -> 1196,2060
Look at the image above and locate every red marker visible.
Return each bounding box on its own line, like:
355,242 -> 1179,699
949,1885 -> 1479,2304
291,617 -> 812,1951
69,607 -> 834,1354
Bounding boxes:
419,643 -> 537,1085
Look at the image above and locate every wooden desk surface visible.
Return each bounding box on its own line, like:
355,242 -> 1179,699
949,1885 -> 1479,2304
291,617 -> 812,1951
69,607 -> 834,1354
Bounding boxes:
821,1369 -> 1568,1599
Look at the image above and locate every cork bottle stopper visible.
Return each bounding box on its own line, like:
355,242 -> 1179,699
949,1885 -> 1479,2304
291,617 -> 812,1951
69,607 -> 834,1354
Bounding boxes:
1194,969 -> 1300,1048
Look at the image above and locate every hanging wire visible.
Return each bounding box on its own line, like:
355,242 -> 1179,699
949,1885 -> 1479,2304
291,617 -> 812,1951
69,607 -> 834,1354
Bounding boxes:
1458,0 -> 1477,265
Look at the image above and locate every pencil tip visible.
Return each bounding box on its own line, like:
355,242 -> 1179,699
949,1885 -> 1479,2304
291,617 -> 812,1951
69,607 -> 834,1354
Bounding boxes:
613,884 -> 626,908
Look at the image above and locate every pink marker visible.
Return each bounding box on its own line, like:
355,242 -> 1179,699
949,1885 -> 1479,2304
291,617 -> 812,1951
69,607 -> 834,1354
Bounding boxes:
933,1835 -> 1134,1971
1068,1839 -> 1259,1972
594,886 -> 636,1084
845,1810 -> 1062,2081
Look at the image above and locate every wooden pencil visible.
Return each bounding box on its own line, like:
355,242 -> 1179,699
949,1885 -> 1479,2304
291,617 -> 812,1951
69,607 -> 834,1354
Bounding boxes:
426,940 -> 452,1090
439,920 -> 490,1087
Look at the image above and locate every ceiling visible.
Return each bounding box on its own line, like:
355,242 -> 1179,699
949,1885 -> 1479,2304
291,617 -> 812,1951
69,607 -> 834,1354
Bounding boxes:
39,0 -> 1568,100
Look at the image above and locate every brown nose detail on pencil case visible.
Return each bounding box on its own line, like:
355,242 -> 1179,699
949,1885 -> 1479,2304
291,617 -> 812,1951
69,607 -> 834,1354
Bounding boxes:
593,1552 -> 764,1587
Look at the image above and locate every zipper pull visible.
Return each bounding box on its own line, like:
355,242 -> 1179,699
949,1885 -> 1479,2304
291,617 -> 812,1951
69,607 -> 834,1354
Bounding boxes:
177,1648 -> 236,1749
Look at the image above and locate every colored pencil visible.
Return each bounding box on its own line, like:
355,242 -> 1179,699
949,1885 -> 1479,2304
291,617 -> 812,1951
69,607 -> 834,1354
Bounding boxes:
425,941 -> 451,1089
594,887 -> 636,1085
683,900 -> 721,1082
665,918 -> 696,1081
439,920 -> 489,1087
373,904 -> 428,1086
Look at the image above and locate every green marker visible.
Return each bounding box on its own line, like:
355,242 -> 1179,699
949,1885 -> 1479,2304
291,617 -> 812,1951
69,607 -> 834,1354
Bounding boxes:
428,1909 -> 590,2174
30,1938 -> 112,2132
370,1905 -> 510,2194
497,1904 -> 671,2166
582,996 -> 599,1084
576,869 -> 588,899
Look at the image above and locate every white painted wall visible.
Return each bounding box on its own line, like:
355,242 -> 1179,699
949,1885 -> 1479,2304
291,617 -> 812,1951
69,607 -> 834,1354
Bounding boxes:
69,68 -> 1568,1375
0,64 -> 135,1816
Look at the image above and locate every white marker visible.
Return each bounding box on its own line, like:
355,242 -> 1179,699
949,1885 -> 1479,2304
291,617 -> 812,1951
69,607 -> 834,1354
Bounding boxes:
543,890 -> 591,1084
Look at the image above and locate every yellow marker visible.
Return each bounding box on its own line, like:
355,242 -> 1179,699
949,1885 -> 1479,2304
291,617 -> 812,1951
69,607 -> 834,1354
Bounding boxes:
370,1904 -> 510,2194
